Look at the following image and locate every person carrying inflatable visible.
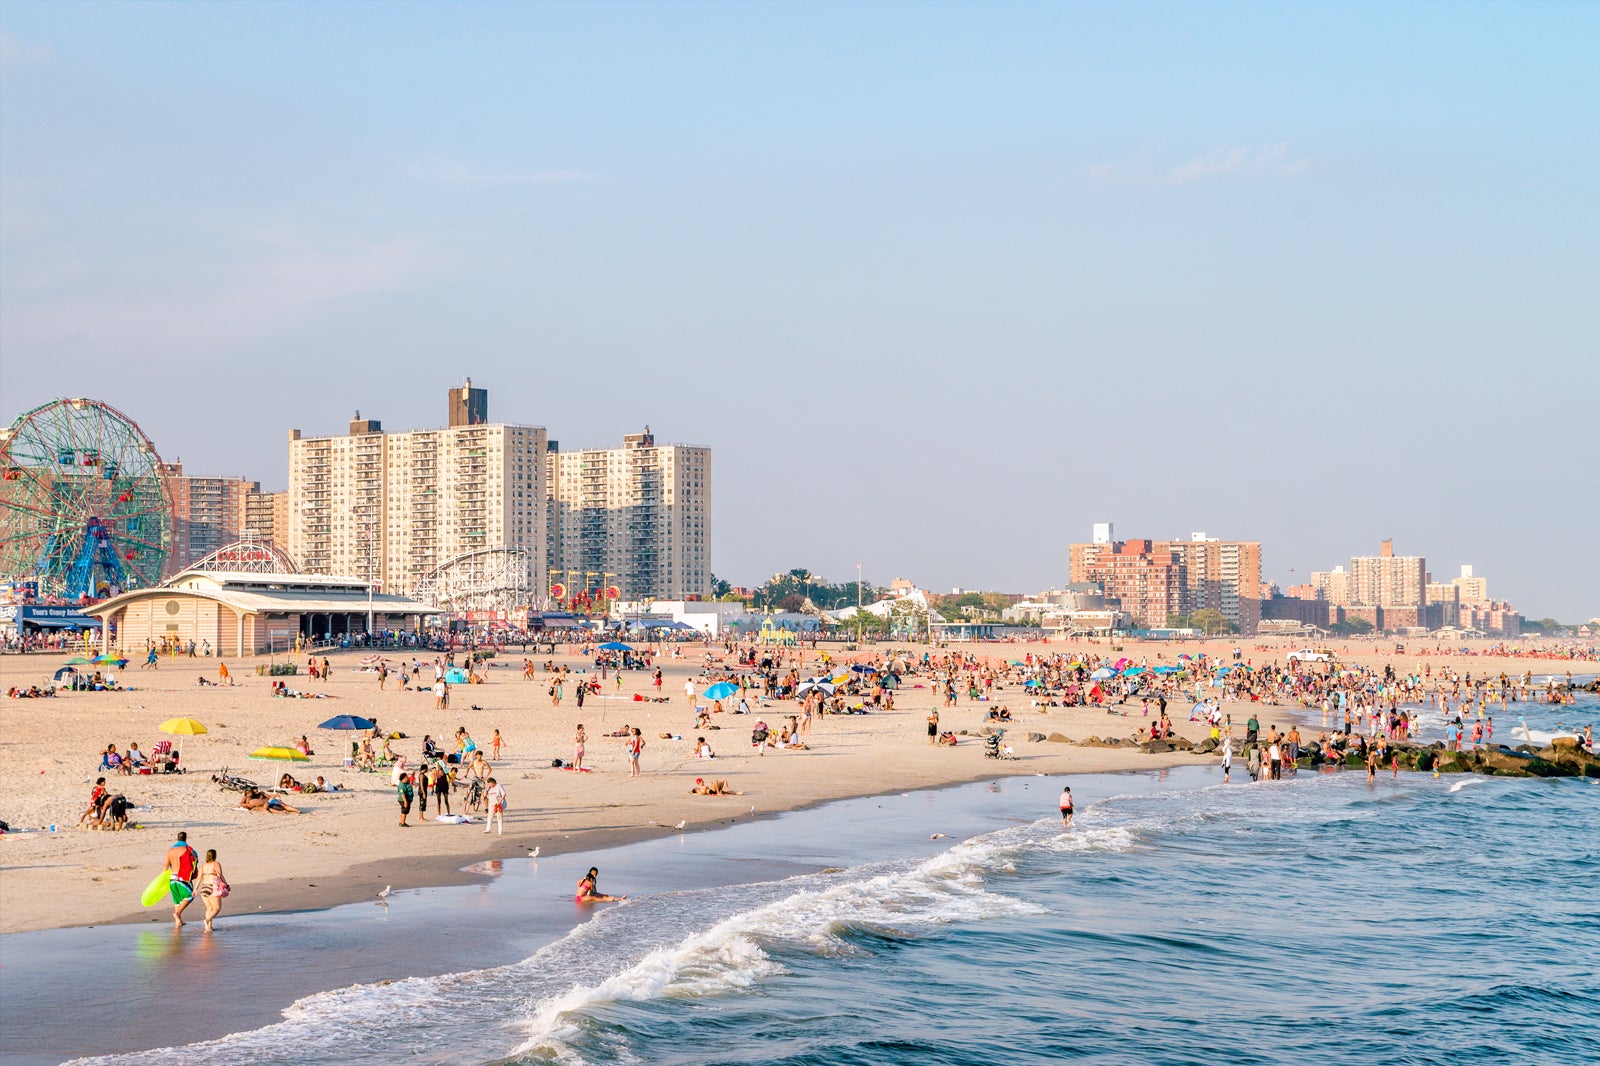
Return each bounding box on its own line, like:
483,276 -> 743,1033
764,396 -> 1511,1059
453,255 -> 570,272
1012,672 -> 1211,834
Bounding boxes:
164,831 -> 199,927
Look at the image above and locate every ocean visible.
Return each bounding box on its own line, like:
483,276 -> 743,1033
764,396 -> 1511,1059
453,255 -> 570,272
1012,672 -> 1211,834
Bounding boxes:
5,685 -> 1595,1066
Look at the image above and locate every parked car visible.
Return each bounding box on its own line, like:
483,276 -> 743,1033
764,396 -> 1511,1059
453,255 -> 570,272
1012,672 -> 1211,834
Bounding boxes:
1288,648 -> 1335,663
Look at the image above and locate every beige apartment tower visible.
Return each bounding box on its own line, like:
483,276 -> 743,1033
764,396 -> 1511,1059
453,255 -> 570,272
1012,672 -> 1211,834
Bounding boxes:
547,427 -> 711,601
288,397 -> 548,597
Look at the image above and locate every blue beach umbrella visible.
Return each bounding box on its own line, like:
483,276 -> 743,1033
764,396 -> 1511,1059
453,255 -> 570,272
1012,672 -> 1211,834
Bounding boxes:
703,682 -> 739,701
318,714 -> 377,732
598,641 -> 632,652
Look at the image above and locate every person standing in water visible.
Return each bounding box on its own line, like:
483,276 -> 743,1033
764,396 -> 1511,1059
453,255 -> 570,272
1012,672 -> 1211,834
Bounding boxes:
198,848 -> 227,932
1058,786 -> 1075,827
1221,737 -> 1233,783
164,831 -> 199,927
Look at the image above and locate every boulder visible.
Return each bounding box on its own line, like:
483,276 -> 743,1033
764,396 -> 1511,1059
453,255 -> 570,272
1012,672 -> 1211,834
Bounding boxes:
1481,749 -> 1532,774
1047,732 -> 1072,744
1171,736 -> 1195,751
1195,737 -> 1219,754
1026,732 -> 1046,743
1414,750 -> 1437,772
1140,739 -> 1173,754
1550,736 -> 1582,753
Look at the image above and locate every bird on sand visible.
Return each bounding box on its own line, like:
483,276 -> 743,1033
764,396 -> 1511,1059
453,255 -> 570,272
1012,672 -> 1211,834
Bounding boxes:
673,819 -> 686,831
527,847 -> 541,859
377,885 -> 391,900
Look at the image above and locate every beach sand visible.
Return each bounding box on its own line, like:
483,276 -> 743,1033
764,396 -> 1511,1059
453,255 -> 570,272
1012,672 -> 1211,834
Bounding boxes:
0,637 -> 1580,934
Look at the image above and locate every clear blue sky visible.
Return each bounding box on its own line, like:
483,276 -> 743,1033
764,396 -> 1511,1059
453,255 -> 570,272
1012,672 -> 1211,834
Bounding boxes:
2,2 -> 1595,619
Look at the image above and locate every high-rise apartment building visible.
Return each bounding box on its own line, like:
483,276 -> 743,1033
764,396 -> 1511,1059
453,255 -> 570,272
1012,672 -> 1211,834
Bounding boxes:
547,427 -> 711,601
1349,539 -> 1426,608
240,488 -> 289,548
1310,566 -> 1353,605
158,462 -> 260,574
1157,533 -> 1262,636
288,387 -> 548,596
1071,527 -> 1261,633
1451,564 -> 1488,605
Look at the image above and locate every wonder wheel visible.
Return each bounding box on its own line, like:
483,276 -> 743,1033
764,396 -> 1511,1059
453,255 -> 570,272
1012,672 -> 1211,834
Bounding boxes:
0,398 -> 173,600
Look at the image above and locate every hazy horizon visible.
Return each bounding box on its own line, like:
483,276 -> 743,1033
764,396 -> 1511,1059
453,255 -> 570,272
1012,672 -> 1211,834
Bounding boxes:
2,3 -> 1595,619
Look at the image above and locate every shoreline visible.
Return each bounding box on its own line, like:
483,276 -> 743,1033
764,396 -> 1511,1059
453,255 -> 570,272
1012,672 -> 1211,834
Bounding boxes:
3,638 -> 1590,937
65,747 -> 1214,935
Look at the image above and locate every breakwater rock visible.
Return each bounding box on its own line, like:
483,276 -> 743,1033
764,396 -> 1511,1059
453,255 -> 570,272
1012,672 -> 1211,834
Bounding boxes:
1287,736 -> 1599,778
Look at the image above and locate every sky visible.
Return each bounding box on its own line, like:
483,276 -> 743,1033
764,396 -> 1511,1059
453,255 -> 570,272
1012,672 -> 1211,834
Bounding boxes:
1,2 -> 1596,619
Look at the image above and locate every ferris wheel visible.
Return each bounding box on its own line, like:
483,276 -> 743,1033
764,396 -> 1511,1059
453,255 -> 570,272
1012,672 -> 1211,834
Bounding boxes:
0,398 -> 173,600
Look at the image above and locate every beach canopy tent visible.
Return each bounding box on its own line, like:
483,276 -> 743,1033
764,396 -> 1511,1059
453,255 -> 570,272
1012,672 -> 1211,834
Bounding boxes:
53,666 -> 80,681
318,714 -> 376,731
598,641 -> 633,651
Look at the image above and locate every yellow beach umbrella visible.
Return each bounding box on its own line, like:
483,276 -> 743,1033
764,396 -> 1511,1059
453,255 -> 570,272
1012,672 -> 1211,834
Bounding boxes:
158,717 -> 209,761
159,717 -> 209,736
249,746 -> 309,762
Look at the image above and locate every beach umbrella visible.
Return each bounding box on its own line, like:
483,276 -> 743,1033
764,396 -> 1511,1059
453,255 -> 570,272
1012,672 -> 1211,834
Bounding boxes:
92,653 -> 126,665
1024,679 -> 1041,688
317,714 -> 376,732
1113,657 -> 1131,669
1089,667 -> 1114,680
160,717 -> 209,736
598,641 -> 632,652
249,746 -> 309,763
159,716 -> 209,759
249,746 -> 310,786
1122,666 -> 1146,676
796,679 -> 837,696
64,656 -> 93,665
851,664 -> 879,674
703,682 -> 738,701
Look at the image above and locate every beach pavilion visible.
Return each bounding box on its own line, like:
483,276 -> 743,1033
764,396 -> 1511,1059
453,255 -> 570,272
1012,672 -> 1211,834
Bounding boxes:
89,570 -> 440,657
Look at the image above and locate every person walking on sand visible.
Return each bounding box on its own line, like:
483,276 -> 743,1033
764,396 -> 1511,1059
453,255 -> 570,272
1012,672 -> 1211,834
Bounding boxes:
483,777 -> 506,835
492,729 -> 505,760
198,848 -> 228,932
1059,786 -> 1075,827
628,727 -> 644,778
164,831 -> 199,927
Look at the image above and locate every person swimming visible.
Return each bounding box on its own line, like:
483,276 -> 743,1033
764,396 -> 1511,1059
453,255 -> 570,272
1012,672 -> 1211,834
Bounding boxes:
575,866 -> 625,903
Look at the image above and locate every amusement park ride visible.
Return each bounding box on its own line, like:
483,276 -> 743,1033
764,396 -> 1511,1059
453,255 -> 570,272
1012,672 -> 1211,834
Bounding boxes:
0,399 -> 173,602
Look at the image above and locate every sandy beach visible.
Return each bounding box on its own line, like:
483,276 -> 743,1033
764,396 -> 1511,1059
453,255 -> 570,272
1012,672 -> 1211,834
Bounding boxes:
0,637 -> 1588,935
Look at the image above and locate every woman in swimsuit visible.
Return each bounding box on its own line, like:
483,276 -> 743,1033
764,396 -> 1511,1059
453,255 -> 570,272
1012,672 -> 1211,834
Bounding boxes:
573,724 -> 586,771
576,866 -> 625,903
198,848 -> 227,931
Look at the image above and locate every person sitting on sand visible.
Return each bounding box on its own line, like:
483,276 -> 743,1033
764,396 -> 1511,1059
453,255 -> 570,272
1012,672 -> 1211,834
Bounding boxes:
689,777 -> 741,795
575,867 -> 625,902
693,736 -> 715,759
240,789 -> 301,814
695,707 -> 712,729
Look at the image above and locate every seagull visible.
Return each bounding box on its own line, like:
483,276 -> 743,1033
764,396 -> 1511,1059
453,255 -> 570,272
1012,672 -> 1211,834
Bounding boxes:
527,847 -> 541,859
673,819 -> 686,831
377,885 -> 391,901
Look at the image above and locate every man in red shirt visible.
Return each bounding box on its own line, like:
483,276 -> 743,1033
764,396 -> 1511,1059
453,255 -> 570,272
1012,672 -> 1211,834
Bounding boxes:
164,831 -> 199,927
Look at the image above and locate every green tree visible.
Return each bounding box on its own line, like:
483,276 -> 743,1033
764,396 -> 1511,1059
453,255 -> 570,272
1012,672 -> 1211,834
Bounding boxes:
1190,608 -> 1237,636
710,574 -> 733,598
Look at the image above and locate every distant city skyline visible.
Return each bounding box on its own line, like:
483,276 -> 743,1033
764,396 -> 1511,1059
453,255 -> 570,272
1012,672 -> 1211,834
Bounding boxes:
2,3 -> 1595,619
